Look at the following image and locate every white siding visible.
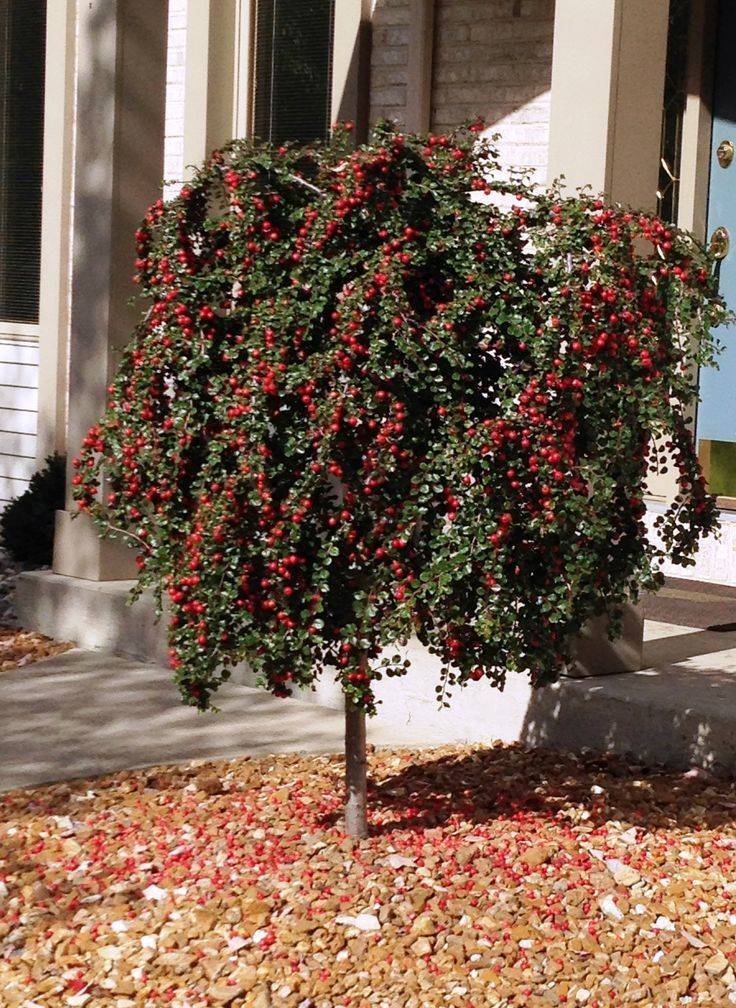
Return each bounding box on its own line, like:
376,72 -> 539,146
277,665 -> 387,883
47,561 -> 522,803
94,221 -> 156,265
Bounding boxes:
0,337 -> 38,506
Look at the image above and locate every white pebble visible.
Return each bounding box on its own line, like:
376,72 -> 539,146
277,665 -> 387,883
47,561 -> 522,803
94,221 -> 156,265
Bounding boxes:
335,912 -> 381,932
599,895 -> 624,920
142,884 -> 167,902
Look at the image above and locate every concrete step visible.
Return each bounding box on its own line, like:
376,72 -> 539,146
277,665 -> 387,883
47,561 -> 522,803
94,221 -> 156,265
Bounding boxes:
16,569 -> 169,666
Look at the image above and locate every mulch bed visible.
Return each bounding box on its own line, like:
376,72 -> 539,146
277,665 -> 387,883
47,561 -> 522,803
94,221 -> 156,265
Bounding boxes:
2,744 -> 736,1007
0,627 -> 73,674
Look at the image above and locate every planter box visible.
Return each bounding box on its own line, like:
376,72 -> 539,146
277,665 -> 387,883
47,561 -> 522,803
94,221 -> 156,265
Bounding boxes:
567,603 -> 644,678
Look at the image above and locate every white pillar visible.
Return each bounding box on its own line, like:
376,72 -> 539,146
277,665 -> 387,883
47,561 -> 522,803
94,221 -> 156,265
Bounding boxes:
548,0 -> 670,211
53,0 -> 169,581
405,0 -> 434,134
547,0 -> 670,675
331,0 -> 373,141
183,0 -> 243,176
36,0 -> 76,464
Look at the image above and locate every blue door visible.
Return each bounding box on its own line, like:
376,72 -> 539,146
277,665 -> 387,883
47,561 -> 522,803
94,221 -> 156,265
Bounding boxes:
699,0 -> 736,501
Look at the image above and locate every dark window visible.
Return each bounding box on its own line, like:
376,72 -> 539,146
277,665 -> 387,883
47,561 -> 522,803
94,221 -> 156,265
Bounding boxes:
253,0 -> 334,145
0,0 -> 46,324
657,0 -> 690,223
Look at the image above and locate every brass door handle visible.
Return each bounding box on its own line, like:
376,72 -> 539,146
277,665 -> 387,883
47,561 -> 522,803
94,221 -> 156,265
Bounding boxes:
709,226 -> 730,260
717,139 -> 734,168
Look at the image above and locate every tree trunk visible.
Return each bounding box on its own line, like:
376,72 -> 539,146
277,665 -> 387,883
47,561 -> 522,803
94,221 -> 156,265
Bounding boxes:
344,692 -> 368,838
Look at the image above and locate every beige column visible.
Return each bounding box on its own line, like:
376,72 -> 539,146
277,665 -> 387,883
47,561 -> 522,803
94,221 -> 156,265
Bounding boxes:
36,0 -> 76,463
405,0 -> 435,134
183,0 -> 242,175
53,0 -> 169,581
548,0 -> 670,676
331,0 -> 373,141
548,0 -> 670,210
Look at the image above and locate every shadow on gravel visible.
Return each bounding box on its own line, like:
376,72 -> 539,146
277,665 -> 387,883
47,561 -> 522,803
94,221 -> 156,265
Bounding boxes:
331,743 -> 736,836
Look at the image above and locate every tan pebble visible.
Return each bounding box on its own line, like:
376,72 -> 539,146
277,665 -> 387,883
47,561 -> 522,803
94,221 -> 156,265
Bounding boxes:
242,898 -> 271,928
704,950 -> 729,976
201,955 -> 224,979
155,951 -> 195,973
519,846 -> 554,869
611,864 -> 641,887
410,937 -> 433,956
455,846 -> 475,868
411,914 -> 437,937
288,917 -> 321,935
113,979 -> 137,995
409,888 -> 431,911
209,980 -> 245,1004
196,772 -> 224,796
232,964 -> 258,992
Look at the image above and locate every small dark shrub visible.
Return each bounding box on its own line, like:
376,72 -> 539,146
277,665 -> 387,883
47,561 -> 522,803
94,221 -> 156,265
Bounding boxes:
1,453 -> 66,566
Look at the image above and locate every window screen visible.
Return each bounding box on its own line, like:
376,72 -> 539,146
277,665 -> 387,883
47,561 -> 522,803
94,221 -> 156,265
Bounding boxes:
0,0 -> 46,324
253,0 -> 335,145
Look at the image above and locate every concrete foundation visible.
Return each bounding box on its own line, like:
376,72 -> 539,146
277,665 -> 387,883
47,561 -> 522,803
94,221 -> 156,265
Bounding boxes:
16,569 -> 642,713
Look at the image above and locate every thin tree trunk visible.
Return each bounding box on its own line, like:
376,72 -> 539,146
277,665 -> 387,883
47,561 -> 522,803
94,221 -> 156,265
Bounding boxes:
344,681 -> 368,838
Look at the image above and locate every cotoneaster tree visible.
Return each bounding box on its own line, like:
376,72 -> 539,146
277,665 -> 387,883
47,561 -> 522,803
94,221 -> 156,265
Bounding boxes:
73,123 -> 725,836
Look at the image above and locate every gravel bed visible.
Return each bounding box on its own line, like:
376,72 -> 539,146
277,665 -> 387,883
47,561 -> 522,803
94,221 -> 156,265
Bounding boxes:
0,626 -> 73,673
2,744 -> 736,1006
0,549 -> 73,669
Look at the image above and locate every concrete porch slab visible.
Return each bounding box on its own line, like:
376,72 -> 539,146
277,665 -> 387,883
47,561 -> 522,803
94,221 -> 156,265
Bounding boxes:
523,629 -> 736,774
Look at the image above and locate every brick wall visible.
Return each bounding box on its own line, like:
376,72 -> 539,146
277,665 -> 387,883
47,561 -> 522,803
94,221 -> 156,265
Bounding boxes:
431,0 -> 554,183
369,0 -> 555,184
370,0 -> 410,127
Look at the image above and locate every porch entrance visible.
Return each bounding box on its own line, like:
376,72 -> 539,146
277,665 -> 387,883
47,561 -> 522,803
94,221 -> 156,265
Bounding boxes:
698,0 -> 736,505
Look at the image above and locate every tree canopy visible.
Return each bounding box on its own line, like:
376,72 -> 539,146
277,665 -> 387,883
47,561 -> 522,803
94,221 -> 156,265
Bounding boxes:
73,123 -> 724,714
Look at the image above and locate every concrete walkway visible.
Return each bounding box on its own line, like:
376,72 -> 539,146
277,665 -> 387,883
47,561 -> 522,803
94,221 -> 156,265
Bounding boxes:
0,649 -> 444,792
4,618 -> 736,792
0,650 -> 349,791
